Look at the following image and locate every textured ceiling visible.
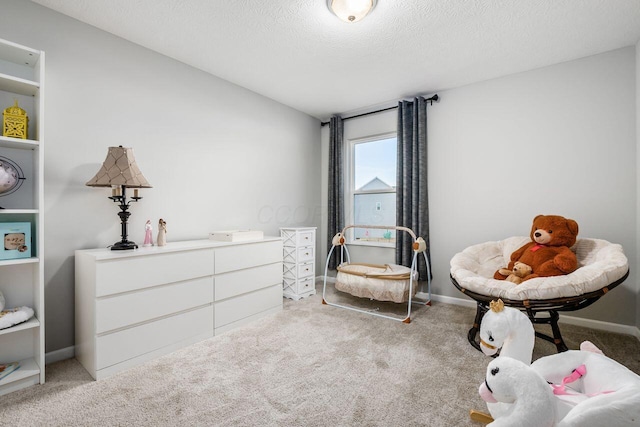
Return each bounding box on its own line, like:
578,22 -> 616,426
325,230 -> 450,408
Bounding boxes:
30,0 -> 640,120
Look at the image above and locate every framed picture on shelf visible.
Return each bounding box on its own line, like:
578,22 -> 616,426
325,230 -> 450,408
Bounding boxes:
0,222 -> 31,260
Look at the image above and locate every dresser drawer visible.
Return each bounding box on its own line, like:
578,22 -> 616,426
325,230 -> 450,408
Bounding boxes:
215,240 -> 282,274
297,262 -> 314,279
96,276 -> 214,334
95,249 -> 214,297
296,230 -> 315,247
215,262 -> 281,301
215,284 -> 282,328
297,246 -> 314,262
96,305 -> 213,370
296,277 -> 315,294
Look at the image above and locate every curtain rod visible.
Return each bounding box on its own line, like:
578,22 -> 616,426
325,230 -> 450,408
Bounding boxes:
320,94 -> 439,127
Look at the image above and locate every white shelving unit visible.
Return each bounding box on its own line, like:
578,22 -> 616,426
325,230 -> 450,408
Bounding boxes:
0,38 -> 45,396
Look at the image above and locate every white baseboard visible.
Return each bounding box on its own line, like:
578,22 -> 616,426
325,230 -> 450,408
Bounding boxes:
558,314 -> 640,339
320,275 -> 640,340
421,292 -> 476,308
45,346 -> 74,365
421,291 -> 640,340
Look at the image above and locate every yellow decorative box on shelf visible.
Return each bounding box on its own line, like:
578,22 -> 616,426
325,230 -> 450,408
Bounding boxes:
2,100 -> 28,139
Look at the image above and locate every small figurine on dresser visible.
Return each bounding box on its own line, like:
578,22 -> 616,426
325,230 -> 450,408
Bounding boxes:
143,220 -> 153,247
157,218 -> 167,246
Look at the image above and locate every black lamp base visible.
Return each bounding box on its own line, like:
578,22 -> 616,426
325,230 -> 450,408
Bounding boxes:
108,186 -> 142,251
111,240 -> 138,251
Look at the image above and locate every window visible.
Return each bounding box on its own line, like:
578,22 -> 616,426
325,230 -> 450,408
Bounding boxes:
348,134 -> 397,246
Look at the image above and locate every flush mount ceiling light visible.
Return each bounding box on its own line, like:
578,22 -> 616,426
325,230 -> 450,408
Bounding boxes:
327,0 -> 377,23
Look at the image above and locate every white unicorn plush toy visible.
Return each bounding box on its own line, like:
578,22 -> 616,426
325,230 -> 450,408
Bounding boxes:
479,356 -> 556,427
478,299 -> 534,364
475,299 -> 640,426
476,299 -> 535,421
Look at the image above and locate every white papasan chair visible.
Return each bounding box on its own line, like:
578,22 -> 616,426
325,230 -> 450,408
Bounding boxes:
450,236 -> 629,352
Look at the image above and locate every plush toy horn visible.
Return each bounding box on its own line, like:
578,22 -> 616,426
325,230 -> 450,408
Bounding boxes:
490,299 -> 505,313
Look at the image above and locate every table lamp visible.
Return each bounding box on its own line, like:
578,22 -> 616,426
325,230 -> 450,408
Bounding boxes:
86,146 -> 152,250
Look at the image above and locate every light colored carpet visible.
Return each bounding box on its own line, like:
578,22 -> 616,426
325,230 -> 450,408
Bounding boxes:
1,281 -> 639,426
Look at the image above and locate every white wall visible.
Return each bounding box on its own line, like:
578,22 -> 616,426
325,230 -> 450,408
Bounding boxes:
0,0 -> 321,353
636,41 -> 640,329
322,47 -> 638,326
430,47 -> 637,326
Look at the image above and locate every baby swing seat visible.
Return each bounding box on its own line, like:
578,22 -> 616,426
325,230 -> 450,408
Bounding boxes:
336,262 -> 417,303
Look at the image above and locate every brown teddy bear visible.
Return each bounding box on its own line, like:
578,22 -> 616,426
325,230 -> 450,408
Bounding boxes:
498,261 -> 533,284
494,215 -> 579,282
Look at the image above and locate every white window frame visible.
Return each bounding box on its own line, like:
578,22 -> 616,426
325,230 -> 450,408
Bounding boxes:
345,132 -> 397,248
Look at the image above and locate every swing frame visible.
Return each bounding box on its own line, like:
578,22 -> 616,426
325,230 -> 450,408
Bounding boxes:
322,225 -> 432,323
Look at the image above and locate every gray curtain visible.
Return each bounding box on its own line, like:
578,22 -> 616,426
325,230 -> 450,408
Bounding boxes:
327,115 -> 344,270
396,97 -> 430,280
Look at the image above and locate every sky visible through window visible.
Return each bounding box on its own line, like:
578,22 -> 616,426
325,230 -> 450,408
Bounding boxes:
354,137 -> 397,190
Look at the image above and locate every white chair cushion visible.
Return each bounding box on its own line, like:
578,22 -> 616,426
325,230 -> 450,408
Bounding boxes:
450,237 -> 629,301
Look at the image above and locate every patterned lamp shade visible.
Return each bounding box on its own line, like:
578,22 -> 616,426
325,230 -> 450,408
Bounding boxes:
86,146 -> 152,188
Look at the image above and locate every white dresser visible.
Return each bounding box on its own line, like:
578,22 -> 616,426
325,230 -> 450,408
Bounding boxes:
280,227 -> 316,300
75,238 -> 282,380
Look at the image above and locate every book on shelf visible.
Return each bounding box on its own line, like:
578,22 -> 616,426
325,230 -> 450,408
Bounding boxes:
0,361 -> 20,381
